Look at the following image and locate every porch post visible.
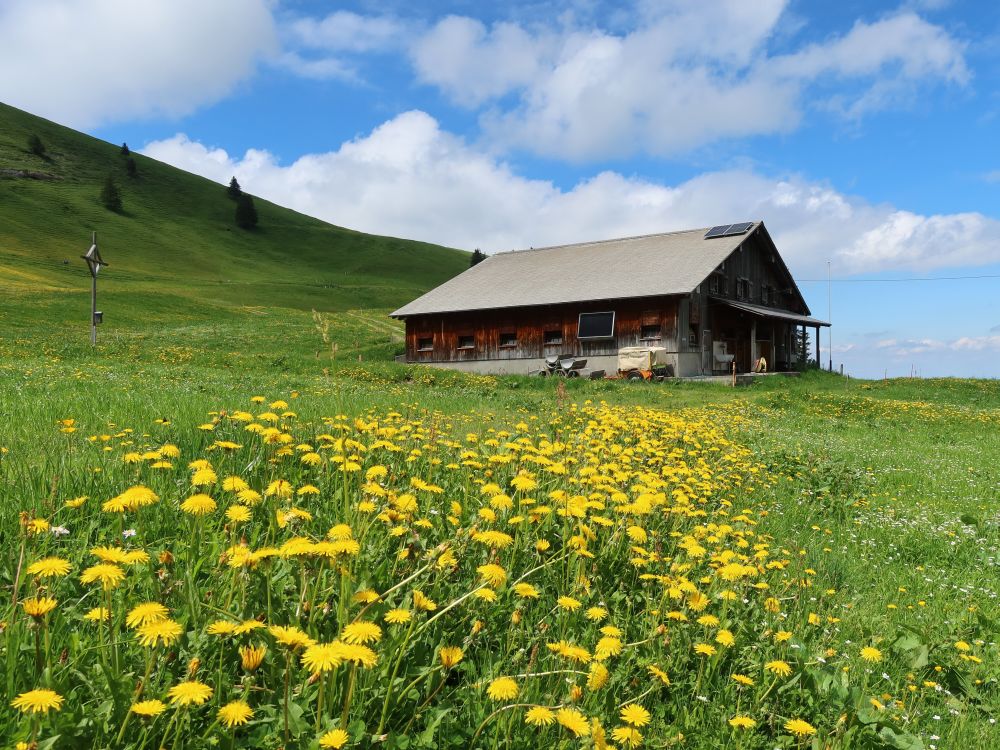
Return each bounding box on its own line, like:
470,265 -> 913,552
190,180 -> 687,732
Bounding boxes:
750,319 -> 757,369
815,326 -> 820,368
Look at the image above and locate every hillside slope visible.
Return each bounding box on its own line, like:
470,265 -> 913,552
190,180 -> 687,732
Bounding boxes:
0,102 -> 468,331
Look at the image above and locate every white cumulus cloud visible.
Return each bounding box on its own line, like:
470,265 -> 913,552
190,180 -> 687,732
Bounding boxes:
0,0 -> 277,129
410,5 -> 968,159
141,110 -> 1000,276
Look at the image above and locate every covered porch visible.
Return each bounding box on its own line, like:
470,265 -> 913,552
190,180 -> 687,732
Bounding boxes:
705,298 -> 830,373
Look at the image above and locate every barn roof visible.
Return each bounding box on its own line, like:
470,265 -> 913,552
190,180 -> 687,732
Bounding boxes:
392,221 -> 790,318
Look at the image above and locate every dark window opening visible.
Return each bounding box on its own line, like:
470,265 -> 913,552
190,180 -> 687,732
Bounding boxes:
578,311 -> 615,340
544,330 -> 563,345
736,278 -> 750,301
499,331 -> 517,347
457,335 -> 474,350
417,337 -> 433,352
640,324 -> 661,341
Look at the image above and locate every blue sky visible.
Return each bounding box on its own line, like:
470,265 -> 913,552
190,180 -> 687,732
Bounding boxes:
2,0 -> 999,377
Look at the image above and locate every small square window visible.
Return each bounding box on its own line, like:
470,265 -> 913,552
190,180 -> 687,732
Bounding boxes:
544,330 -> 563,345
417,337 -> 433,352
457,335 -> 474,349
499,331 -> 517,347
640,324 -> 661,340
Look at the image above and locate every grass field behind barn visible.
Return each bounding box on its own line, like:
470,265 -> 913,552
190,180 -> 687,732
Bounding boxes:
2,102 -> 1000,750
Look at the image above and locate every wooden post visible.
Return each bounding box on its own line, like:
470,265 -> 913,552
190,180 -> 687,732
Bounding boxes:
750,319 -> 757,370
731,359 -> 736,387
814,326 -> 820,369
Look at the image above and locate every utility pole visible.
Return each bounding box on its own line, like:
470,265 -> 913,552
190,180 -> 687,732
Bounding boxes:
81,231 -> 107,345
827,260 -> 832,372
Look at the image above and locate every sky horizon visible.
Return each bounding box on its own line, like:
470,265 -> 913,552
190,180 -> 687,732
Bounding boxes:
2,0 -> 998,379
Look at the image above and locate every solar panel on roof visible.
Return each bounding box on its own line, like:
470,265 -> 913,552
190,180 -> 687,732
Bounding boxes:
704,222 -> 753,239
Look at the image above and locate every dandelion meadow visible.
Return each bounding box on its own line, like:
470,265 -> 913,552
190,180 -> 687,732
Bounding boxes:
2,319 -> 999,749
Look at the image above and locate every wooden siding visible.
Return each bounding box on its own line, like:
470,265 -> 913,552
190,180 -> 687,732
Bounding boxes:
699,227 -> 808,313
404,297 -> 680,363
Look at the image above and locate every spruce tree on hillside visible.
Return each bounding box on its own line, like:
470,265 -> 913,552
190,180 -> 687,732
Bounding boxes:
470,248 -> 486,267
120,142 -> 130,156
235,193 -> 258,229
28,134 -> 45,157
126,157 -> 138,178
100,174 -> 123,212
227,176 -> 242,200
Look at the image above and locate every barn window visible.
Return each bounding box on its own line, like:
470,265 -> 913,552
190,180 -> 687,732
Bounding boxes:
736,278 -> 751,300
760,284 -> 770,305
544,330 -> 563,345
499,331 -> 517,347
640,324 -> 661,341
578,311 -> 615,340
417,337 -> 433,352
457,335 -> 474,350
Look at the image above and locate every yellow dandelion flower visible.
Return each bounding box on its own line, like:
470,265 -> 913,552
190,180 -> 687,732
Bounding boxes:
83,607 -> 110,622
514,583 -> 540,599
585,606 -> 608,621
319,728 -> 350,748
525,706 -> 555,726
557,595 -> 582,611
731,674 -> 754,686
439,646 -> 464,668
181,494 -> 216,515
384,609 -> 412,625
694,643 -> 716,657
302,642 -> 347,674
341,621 -> 382,645
611,726 -> 643,748
130,699 -> 166,717
413,590 -> 437,611
647,664 -> 670,686
11,689 -> 63,714
240,644 -> 267,671
620,704 -> 651,728
22,597 -> 57,618
207,620 -> 238,636
860,646 -> 883,663
555,707 -> 590,736
218,700 -> 253,728
269,625 -> 315,650
26,557 -> 72,578
729,715 -> 756,729
137,619 -> 183,648
765,660 -> 792,677
126,602 -> 169,629
226,505 -> 251,523
477,563 -> 507,587
167,681 -> 213,706
80,563 -> 126,589
487,677 -> 519,701
784,718 -> 817,737
588,662 -> 609,690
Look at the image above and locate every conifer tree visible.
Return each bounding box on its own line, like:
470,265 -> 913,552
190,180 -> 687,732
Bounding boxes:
100,174 -> 123,212
470,248 -> 487,267
227,176 -> 242,200
120,142 -> 130,156
235,193 -> 258,229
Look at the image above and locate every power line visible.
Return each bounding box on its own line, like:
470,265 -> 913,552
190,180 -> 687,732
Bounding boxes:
798,274 -> 1000,283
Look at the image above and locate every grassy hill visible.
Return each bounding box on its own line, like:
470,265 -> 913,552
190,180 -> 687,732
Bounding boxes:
0,102 -> 468,339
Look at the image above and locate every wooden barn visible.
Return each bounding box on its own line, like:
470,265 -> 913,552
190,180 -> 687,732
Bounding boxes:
390,221 -> 829,377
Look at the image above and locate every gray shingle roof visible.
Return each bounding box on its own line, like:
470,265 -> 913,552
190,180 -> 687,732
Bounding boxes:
391,224 -> 760,317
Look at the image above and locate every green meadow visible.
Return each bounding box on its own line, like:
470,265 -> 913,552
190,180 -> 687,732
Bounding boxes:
1,101 -> 998,749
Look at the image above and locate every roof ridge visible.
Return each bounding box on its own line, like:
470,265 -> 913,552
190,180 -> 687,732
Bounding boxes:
490,225 -> 720,258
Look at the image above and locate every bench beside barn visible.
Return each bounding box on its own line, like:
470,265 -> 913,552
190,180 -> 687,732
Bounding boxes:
390,221 -> 829,377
